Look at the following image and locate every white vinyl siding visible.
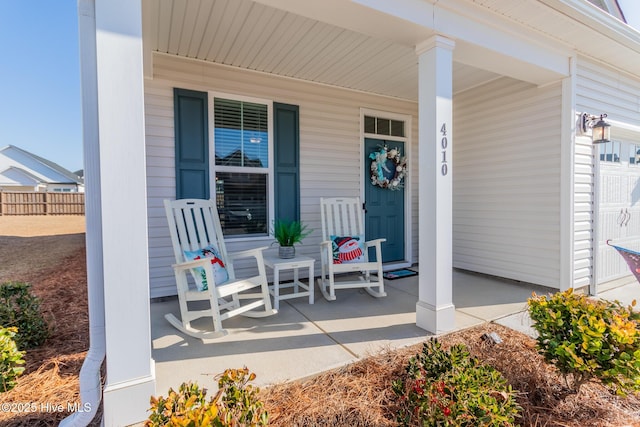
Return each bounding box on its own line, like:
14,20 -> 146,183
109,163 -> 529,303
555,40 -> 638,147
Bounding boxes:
145,53 -> 418,297
576,57 -> 640,287
453,77 -> 563,288
572,132 -> 595,289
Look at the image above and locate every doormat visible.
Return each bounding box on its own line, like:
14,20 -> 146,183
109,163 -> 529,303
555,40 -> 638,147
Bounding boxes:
383,269 -> 418,280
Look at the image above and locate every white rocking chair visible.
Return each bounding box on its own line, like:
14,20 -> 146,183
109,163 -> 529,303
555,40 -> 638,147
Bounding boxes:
164,199 -> 276,339
317,197 -> 387,301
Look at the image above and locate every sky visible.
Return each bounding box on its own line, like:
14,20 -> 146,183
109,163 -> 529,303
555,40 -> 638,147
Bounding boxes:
0,1 -> 638,175
0,1 -> 82,172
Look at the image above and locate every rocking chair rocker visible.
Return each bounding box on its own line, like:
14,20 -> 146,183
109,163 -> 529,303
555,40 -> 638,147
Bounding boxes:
164,199 -> 276,339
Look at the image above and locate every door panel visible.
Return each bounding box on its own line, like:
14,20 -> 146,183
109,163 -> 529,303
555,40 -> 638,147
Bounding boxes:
597,141 -> 640,284
364,138 -> 405,263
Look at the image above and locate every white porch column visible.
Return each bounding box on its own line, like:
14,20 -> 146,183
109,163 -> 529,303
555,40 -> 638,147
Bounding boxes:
92,0 -> 155,425
415,35 -> 456,334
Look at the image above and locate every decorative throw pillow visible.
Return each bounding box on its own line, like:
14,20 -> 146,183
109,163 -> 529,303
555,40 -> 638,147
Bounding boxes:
183,245 -> 229,291
330,235 -> 365,264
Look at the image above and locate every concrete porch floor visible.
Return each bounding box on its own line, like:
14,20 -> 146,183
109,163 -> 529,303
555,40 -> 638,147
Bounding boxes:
150,269 -> 638,395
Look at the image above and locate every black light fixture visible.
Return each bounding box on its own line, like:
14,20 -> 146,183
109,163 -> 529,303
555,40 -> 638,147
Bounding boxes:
580,113 -> 611,144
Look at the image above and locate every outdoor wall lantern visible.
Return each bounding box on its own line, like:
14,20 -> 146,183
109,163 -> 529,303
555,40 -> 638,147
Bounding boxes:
580,113 -> 611,144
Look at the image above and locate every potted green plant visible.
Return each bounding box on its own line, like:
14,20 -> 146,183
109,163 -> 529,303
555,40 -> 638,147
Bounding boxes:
272,219 -> 311,259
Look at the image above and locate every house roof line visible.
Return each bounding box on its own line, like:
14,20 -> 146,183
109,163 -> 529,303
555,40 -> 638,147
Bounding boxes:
0,166 -> 44,186
541,0 -> 640,54
0,145 -> 83,185
0,165 -> 80,185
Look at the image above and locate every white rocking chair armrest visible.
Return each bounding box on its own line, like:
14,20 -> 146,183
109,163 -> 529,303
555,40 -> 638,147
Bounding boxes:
319,240 -> 333,256
227,246 -> 269,261
172,257 -> 216,272
364,238 -> 386,247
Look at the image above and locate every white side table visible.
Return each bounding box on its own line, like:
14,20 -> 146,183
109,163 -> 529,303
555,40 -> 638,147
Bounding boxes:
263,255 -> 315,310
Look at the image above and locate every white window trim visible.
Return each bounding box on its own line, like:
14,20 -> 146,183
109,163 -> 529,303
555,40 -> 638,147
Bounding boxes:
362,108 -> 410,142
628,142 -> 640,167
208,91 -> 274,242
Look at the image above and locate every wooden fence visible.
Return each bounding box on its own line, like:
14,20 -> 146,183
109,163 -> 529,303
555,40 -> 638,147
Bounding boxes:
0,192 -> 85,215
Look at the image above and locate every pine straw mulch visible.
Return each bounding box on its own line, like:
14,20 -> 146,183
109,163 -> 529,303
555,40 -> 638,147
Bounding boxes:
261,322 -> 640,427
0,245 -> 95,426
2,228 -> 640,426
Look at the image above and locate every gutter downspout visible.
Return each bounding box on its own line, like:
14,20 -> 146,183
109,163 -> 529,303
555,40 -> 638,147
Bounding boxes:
60,1 -> 106,425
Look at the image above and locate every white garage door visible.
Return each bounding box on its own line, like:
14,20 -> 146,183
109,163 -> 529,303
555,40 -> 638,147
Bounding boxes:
597,139 -> 640,284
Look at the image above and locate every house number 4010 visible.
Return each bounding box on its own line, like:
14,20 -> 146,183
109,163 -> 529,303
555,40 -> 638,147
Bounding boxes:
440,123 -> 448,176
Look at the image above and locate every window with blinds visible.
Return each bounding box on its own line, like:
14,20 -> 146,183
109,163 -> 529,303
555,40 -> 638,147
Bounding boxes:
213,97 -> 270,236
214,98 -> 268,167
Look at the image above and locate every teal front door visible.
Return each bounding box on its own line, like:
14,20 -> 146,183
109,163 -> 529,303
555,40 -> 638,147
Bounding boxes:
364,138 -> 405,263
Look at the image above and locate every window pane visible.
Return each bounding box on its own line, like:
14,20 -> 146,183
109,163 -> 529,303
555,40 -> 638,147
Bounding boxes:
613,141 -> 621,163
376,118 -> 390,135
214,98 -> 268,168
364,116 -> 376,134
215,172 -> 268,236
631,144 -> 640,165
390,120 -> 405,137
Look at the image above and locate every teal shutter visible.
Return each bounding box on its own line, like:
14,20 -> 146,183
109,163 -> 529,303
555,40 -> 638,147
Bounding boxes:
273,103 -> 300,222
174,88 -> 209,199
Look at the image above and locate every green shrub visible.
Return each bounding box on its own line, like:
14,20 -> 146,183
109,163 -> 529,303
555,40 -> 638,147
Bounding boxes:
392,339 -> 521,426
0,326 -> 26,393
528,288 -> 640,396
215,368 -> 268,426
146,367 -> 268,426
146,381 -> 218,426
0,282 -> 49,349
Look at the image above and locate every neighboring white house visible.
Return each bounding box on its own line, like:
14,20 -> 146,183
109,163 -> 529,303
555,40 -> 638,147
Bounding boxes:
0,145 -> 84,192
71,0 -> 640,425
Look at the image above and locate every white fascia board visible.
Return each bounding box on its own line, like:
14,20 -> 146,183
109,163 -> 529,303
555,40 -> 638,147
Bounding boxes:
540,0 -> 640,53
356,0 -> 571,80
601,0 -> 625,21
453,41 -> 566,86
433,4 -> 570,83
609,119 -> 640,139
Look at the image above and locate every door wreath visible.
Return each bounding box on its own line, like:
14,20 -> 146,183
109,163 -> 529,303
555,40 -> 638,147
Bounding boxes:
369,146 -> 407,190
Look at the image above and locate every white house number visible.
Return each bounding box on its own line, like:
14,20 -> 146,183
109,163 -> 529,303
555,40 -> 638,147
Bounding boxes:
440,123 -> 448,176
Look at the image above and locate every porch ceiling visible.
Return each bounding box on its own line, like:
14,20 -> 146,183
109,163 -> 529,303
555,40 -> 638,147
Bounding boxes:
148,0 -> 500,101
147,0 -> 640,101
